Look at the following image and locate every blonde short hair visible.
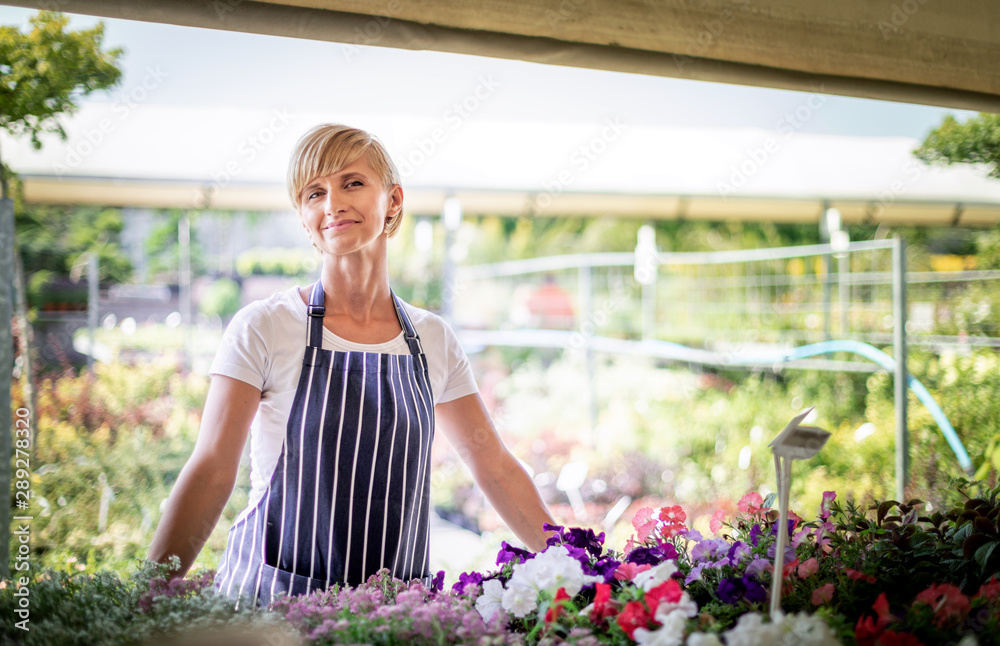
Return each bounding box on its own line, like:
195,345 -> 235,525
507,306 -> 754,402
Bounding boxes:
287,124 -> 403,238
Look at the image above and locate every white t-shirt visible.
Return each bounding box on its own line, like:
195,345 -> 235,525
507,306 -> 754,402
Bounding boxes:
209,286 -> 479,519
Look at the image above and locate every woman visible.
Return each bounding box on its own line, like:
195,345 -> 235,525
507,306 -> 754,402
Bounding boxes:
148,124 -> 555,608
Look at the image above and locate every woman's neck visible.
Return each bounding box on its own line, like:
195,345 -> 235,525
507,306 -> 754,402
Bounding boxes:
318,248 -> 393,324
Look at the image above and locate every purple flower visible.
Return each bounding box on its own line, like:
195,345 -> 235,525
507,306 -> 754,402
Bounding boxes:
450,571 -> 483,595
742,576 -> 767,604
496,541 -> 534,565
565,527 -> 606,557
749,524 -> 764,546
625,544 -> 674,566
690,538 -> 729,563
717,577 -> 746,604
685,563 -> 705,584
431,570 -> 445,593
766,541 -> 796,563
745,557 -> 771,578
770,519 -> 796,538
544,522 -> 566,547
726,541 -> 751,565
593,555 -> 621,583
680,529 -> 704,543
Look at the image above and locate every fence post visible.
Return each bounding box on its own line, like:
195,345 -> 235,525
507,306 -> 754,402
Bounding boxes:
0,195 -> 13,579
578,264 -> 598,443
892,237 -> 908,501
88,253 -> 99,372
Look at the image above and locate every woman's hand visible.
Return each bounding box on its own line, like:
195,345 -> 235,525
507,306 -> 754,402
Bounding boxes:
434,393 -> 556,552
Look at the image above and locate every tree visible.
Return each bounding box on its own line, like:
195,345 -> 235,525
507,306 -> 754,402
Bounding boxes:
914,112 -> 1000,179
0,11 -> 124,578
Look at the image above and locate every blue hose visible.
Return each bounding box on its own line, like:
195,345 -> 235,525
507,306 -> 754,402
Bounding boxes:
782,340 -> 972,472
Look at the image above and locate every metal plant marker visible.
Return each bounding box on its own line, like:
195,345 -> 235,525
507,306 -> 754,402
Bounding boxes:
768,407 -> 831,619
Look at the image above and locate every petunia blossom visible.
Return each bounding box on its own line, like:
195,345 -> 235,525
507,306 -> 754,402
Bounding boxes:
617,600 -> 657,639
633,507 -> 658,542
811,583 -> 835,606
475,579 -> 505,622
634,561 -> 679,592
710,509 -> 727,535
797,558 -> 819,579
914,583 -> 971,628
737,492 -> 765,516
634,608 -> 688,646
819,491 -> 836,520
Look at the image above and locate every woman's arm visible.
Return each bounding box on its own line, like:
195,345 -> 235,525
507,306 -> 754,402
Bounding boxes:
147,375 -> 260,579
434,393 -> 555,552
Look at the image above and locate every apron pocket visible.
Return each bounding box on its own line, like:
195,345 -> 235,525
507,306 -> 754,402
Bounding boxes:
258,562 -> 334,603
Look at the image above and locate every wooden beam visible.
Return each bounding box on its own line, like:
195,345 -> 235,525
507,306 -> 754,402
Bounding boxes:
4,0 -> 999,112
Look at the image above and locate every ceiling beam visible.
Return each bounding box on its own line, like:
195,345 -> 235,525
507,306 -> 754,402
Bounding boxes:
5,0 -> 1000,112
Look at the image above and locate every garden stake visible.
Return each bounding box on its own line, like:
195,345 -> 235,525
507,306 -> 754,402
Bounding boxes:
767,407 -> 830,620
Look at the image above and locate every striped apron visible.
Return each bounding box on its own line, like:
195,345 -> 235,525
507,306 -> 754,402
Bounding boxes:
212,281 -> 434,608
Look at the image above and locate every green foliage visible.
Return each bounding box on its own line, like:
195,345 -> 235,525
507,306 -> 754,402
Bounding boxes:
0,11 -> 123,149
144,209 -> 205,282
199,277 -> 241,321
235,247 -> 319,277
13,191 -> 134,296
0,557 -> 294,646
915,112 -> 1000,178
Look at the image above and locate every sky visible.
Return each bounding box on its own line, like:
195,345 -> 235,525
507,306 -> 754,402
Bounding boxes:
0,5 -> 978,141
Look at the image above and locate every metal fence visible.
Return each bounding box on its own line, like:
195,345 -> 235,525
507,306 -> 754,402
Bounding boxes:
453,237 -> 994,496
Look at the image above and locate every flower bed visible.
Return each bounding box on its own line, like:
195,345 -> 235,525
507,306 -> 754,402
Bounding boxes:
4,482 -> 999,646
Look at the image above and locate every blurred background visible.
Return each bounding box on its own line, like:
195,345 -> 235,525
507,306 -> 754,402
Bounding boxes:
2,6 -> 999,583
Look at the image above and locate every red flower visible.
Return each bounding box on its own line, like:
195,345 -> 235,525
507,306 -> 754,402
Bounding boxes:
811,583 -> 835,606
877,630 -> 924,646
614,562 -> 651,582
846,568 -> 877,584
659,505 -> 687,524
545,587 -> 571,624
914,583 -> 971,628
617,600 -> 657,639
590,583 -> 619,625
975,576 -> 1000,602
855,593 -> 893,646
645,579 -> 683,612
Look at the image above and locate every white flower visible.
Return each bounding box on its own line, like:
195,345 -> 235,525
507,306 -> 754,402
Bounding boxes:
776,611 -> 843,646
686,633 -> 723,646
512,545 -> 600,598
501,579 -> 537,618
652,591 -> 698,620
475,579 -> 505,622
633,609 -> 688,646
723,612 -> 783,646
633,560 -> 678,592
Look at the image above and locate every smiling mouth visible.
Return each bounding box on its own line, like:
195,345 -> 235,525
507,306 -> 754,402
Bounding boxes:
326,220 -> 358,231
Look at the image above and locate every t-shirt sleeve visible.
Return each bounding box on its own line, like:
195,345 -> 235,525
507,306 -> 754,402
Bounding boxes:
438,319 -> 480,405
209,303 -> 271,391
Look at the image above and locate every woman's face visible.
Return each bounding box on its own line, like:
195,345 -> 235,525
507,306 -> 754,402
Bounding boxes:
297,155 -> 402,258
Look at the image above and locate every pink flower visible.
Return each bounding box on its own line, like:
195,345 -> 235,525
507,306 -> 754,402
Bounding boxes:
632,507 -> 657,542
811,583 -> 835,606
615,562 -> 652,582
737,492 -> 764,515
797,558 -> 819,579
709,509 -> 727,535
820,491 -> 836,520
914,583 -> 971,628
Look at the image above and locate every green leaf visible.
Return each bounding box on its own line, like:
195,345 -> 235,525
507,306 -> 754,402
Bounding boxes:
974,540 -> 999,570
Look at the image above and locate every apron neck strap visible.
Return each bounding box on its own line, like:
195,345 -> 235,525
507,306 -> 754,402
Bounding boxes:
307,281 -> 326,348
307,281 -> 424,356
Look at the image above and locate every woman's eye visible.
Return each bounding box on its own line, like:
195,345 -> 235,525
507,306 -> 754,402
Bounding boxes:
347,180 -> 363,187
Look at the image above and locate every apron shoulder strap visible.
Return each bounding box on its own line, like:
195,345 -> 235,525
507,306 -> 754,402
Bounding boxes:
391,292 -> 424,356
307,281 -> 326,348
